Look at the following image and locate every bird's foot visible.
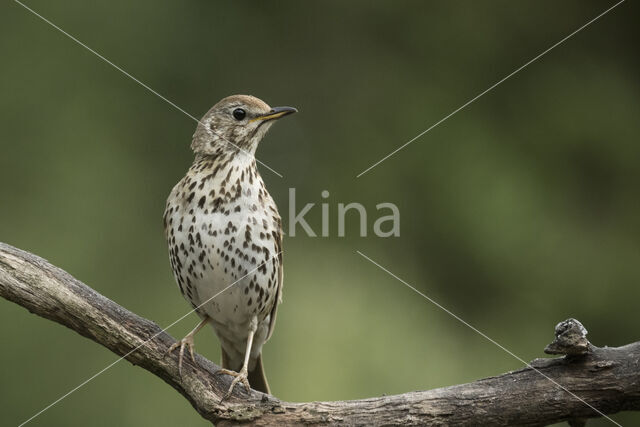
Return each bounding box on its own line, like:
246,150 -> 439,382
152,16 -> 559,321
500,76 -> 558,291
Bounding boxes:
216,367 -> 250,402
167,333 -> 197,376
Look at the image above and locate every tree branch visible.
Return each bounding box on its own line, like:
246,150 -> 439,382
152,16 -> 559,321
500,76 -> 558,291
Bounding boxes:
1,242 -> 638,426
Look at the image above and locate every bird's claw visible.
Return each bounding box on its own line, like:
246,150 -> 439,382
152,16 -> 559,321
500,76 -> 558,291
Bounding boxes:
167,334 -> 197,376
216,368 -> 250,402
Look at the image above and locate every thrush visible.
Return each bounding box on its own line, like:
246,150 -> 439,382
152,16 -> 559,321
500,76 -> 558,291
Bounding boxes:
163,95 -> 295,399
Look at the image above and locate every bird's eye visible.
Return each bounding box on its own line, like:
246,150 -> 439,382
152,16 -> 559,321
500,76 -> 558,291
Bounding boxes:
232,108 -> 246,121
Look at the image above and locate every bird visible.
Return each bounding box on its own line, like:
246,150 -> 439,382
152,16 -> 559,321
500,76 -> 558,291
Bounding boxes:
163,94 -> 296,399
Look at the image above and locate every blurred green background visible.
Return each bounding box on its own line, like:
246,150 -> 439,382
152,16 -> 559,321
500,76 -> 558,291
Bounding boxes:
1,1 -> 638,425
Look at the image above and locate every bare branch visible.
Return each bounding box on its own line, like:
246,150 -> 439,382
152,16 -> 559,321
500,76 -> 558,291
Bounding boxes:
1,242 -> 638,426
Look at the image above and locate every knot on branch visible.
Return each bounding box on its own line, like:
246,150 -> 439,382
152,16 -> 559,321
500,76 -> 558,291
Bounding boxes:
544,318 -> 591,356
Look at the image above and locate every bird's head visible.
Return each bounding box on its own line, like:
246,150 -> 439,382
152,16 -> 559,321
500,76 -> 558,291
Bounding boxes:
191,94 -> 297,156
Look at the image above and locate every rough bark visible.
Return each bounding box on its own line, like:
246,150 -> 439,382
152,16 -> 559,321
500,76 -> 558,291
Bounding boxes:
1,242 -> 638,426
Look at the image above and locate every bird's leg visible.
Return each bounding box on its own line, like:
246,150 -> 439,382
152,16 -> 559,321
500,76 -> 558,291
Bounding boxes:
167,315 -> 209,375
217,316 -> 258,401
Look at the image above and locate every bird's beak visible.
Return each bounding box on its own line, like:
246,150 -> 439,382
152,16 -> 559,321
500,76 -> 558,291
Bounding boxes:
251,106 -> 298,122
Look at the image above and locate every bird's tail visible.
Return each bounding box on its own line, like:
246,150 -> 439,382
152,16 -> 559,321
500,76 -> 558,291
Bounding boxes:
221,348 -> 270,394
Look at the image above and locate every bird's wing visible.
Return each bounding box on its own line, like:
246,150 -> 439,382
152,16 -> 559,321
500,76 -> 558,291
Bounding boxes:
265,222 -> 283,342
